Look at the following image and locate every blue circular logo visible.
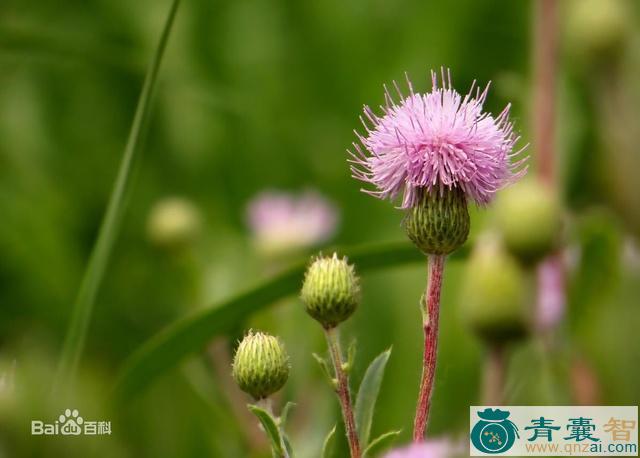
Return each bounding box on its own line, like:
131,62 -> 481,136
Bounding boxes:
471,408 -> 519,454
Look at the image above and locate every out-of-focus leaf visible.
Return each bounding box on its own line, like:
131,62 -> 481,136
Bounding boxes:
321,425 -> 337,458
247,404 -> 287,458
116,242 -> 471,401
568,211 -> 622,326
355,348 -> 392,447
362,430 -> 401,457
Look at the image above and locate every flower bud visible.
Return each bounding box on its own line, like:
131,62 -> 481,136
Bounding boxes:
460,237 -> 531,345
494,180 -> 562,265
565,0 -> 630,62
232,331 -> 290,400
301,253 -> 360,329
403,187 -> 470,255
147,197 -> 202,248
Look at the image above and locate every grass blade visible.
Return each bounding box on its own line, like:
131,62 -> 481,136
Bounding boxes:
114,242 -> 468,401
355,348 -> 392,447
53,0 -> 182,393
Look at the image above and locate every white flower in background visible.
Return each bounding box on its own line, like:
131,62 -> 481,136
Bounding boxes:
246,190 -> 338,256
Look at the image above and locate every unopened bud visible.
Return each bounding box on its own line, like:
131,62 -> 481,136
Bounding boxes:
232,331 -> 290,400
460,236 -> 531,345
494,179 -> 562,265
147,197 -> 202,248
301,253 -> 360,329
404,187 -> 470,255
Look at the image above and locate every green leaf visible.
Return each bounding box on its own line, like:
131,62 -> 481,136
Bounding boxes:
312,352 -> 335,385
283,434 -> 294,458
53,0 -> 182,393
321,425 -> 337,458
355,348 -> 392,447
114,243 -> 467,401
345,339 -> 357,374
279,402 -> 296,428
363,430 -> 402,457
248,404 -> 287,458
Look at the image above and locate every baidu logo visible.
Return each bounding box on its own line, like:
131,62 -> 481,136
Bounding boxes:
31,409 -> 111,436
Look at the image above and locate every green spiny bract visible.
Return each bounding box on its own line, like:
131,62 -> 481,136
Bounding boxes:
403,187 -> 470,255
301,253 -> 360,329
460,236 -> 531,345
232,331 -> 290,400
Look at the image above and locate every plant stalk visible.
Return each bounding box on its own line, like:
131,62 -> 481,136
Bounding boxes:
533,0 -> 557,185
482,344 -> 506,406
325,327 -> 361,458
53,0 -> 181,394
413,254 -> 445,442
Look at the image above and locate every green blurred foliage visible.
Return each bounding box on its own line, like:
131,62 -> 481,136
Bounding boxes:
1,0 -> 639,456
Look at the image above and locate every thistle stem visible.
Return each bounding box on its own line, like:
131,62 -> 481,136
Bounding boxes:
413,254 -> 445,442
325,327 -> 361,458
533,0 -> 557,185
482,344 -> 506,406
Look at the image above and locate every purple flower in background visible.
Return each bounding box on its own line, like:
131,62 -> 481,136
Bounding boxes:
350,69 -> 527,208
385,438 -> 462,458
536,256 -> 566,331
246,190 -> 338,255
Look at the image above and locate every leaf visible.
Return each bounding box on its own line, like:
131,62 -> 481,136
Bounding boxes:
312,353 -> 335,385
114,244 -> 468,401
279,402 -> 296,428
283,434 -> 294,458
53,0 -> 182,393
248,404 -> 287,458
355,348 -> 392,447
345,339 -> 357,374
321,425 -> 337,458
363,430 -> 402,457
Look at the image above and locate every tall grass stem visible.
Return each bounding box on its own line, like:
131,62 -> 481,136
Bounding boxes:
53,0 -> 182,394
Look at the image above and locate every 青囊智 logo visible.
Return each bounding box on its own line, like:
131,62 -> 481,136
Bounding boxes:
470,406 -> 637,456
471,408 -> 520,454
31,409 -> 111,436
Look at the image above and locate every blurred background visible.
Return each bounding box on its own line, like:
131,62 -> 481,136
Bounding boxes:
1,0 -> 639,456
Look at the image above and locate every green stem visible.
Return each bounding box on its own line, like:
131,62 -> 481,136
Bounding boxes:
325,327 -> 361,458
53,0 -> 181,394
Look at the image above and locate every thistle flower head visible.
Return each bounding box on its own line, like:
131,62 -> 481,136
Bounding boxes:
300,253 -> 360,329
232,331 -> 290,400
350,69 -> 527,208
246,190 -> 338,255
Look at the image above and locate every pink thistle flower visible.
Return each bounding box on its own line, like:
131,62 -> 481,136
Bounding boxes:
384,438 -> 463,458
349,69 -> 527,208
246,190 -> 338,254
536,256 -> 566,332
